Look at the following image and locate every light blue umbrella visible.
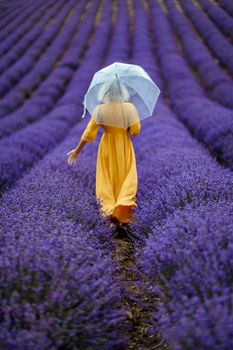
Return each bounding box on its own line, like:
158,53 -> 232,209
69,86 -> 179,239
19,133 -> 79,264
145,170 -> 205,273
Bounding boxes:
81,62 -> 161,129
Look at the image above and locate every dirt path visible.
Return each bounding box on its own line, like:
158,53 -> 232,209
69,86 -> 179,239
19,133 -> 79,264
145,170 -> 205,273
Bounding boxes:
111,231 -> 170,350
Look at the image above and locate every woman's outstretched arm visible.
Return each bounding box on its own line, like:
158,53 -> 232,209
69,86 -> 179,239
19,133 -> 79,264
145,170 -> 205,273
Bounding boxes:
74,139 -> 87,154
67,139 -> 87,165
67,117 -> 99,165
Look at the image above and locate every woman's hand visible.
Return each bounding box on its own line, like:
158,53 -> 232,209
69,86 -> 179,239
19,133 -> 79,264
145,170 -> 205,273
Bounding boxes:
67,149 -> 79,165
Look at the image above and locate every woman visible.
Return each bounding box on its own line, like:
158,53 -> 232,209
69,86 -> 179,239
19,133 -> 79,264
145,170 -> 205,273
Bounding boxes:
67,80 -> 141,237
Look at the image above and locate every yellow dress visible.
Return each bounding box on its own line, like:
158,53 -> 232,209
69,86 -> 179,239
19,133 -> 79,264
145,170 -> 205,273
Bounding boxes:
80,102 -> 141,223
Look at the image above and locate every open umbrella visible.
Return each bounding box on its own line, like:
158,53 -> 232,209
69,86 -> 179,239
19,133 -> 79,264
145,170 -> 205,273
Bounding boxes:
81,61 -> 161,129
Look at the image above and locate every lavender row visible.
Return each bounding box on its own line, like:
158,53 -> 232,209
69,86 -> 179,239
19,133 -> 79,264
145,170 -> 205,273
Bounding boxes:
0,0 -> 30,30
0,1 -> 16,22
135,106 -> 233,347
219,0 -> 233,17
0,0 -> 75,100
0,0 -> 93,138
0,1 -> 132,348
0,0 -> 61,74
178,0 -> 233,76
104,0 -> 130,66
130,0 -> 163,90
0,227 -> 128,350
149,0 -> 233,170
0,0 -> 67,119
198,0 -> 233,41
0,0 -> 108,193
130,2 -> 233,349
138,200 -> 233,349
0,1 -> 44,44
164,0 -> 233,109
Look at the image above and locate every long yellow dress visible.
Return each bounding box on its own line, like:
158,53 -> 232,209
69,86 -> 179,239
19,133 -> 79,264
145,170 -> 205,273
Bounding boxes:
80,102 -> 141,223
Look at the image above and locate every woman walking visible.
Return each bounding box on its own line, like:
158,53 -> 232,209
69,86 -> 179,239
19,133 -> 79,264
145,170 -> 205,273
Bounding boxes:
67,80 -> 141,238
67,62 -> 161,239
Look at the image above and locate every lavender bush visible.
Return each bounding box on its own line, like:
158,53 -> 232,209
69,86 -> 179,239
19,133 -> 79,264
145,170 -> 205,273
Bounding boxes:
0,0 -> 95,136
130,1 -> 233,349
179,0 -> 233,75
0,0 -> 110,192
0,1 -> 134,348
164,0 -> 233,109
148,0 -> 233,170
198,0 -> 233,41
219,0 -> 233,17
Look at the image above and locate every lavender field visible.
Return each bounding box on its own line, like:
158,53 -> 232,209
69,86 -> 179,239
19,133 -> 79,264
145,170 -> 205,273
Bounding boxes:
0,0 -> 233,349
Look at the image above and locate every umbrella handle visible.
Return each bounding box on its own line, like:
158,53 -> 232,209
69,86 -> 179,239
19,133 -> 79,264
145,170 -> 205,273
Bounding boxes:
115,73 -> 126,128
81,106 -> 86,119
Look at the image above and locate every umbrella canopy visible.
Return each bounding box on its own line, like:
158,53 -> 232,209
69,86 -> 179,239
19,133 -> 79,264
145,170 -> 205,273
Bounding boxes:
81,62 -> 161,129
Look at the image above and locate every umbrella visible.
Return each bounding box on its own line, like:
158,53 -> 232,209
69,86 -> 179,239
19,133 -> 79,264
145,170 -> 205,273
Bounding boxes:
80,62 -> 161,129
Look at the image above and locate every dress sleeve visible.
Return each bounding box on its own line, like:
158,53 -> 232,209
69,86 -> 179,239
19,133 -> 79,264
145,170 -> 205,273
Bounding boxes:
128,104 -> 141,136
81,117 -> 100,142
129,121 -> 141,136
